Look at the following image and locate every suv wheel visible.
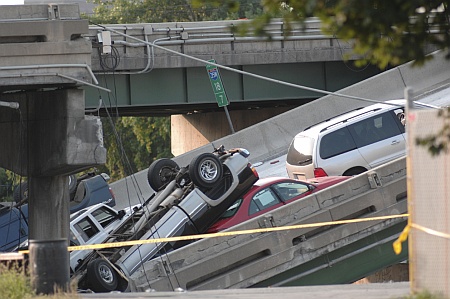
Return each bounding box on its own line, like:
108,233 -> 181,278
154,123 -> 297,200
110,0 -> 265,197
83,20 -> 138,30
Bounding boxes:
147,158 -> 180,191
189,153 -> 223,188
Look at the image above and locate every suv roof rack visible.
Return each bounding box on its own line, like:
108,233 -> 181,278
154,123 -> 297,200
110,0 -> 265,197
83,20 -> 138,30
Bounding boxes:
303,107 -> 364,131
319,107 -> 383,133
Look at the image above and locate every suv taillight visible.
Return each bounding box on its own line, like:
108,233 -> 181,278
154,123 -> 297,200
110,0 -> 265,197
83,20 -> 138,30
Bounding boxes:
314,168 -> 328,178
249,163 -> 259,178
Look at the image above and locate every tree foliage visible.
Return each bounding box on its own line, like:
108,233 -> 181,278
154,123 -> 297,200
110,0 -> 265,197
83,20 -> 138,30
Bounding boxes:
96,116 -> 172,182
88,0 -> 264,24
194,0 -> 450,68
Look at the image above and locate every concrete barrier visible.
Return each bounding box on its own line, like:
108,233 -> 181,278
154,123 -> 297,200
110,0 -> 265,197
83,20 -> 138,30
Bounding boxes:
130,157 -> 408,291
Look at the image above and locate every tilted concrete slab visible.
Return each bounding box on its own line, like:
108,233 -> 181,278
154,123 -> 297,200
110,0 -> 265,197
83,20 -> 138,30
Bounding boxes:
130,157 -> 407,290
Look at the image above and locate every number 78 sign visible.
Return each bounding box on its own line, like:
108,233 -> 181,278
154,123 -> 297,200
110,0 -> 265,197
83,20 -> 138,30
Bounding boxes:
206,59 -> 229,107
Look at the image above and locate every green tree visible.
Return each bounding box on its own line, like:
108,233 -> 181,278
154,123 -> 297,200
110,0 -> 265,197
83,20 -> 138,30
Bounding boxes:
96,116 -> 172,182
87,0 -> 264,24
194,0 -> 450,68
0,168 -> 14,202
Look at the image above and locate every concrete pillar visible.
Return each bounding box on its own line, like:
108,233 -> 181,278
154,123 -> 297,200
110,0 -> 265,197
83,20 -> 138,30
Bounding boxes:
28,176 -> 69,241
0,88 -> 106,294
171,106 -> 293,156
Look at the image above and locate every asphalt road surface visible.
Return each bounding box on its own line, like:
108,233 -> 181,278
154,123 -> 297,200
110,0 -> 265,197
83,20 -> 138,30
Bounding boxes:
79,282 -> 411,299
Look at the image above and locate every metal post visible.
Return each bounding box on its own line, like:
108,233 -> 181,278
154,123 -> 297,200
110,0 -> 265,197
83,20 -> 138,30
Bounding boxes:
223,106 -> 235,134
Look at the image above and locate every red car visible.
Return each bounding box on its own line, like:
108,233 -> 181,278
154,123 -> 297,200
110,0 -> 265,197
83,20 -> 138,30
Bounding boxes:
207,176 -> 350,233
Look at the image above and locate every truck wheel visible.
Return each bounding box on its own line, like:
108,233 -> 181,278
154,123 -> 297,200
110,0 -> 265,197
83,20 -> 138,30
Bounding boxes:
68,174 -> 77,194
189,153 -> 223,188
13,182 -> 28,205
148,158 -> 180,191
87,259 -> 118,292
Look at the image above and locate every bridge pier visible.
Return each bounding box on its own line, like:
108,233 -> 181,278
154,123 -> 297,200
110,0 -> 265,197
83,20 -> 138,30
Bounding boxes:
0,4 -> 105,294
171,106 -> 292,155
0,88 -> 106,293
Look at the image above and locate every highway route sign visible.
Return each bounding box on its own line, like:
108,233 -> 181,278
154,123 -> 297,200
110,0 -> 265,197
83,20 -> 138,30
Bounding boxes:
206,59 -> 229,107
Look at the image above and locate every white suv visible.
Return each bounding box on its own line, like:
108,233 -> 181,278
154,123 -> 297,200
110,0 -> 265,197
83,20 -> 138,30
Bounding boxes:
286,100 -> 409,179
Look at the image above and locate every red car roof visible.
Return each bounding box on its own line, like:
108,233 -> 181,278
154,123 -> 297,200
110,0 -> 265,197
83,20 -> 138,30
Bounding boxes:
208,176 -> 349,233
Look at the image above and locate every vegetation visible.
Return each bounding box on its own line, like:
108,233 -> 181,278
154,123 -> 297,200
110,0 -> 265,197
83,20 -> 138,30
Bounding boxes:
0,263 -> 80,299
97,116 -> 172,182
194,0 -> 450,69
87,0 -> 264,24
0,264 -> 33,299
1,262 -> 448,299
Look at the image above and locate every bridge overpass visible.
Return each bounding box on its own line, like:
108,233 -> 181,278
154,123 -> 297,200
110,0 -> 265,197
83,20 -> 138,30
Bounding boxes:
84,18 -> 382,116
83,18 -> 385,154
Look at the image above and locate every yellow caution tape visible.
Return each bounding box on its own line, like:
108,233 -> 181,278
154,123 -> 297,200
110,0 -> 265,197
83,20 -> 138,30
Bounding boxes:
19,213 -> 409,254
411,223 -> 450,239
393,224 -> 410,255
392,222 -> 450,255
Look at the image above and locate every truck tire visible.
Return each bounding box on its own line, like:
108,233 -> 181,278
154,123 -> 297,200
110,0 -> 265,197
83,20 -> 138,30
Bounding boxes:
14,175 -> 77,205
87,258 -> 118,292
189,153 -> 223,188
148,158 -> 180,191
68,174 -> 77,194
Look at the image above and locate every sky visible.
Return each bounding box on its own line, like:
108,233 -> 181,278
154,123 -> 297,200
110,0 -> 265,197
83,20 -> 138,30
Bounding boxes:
2,0 -> 25,4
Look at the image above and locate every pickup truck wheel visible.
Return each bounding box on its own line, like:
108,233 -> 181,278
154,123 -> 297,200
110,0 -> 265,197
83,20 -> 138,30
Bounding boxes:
148,158 -> 180,191
189,153 -> 223,188
68,174 -> 77,194
13,182 -> 28,205
87,259 -> 118,292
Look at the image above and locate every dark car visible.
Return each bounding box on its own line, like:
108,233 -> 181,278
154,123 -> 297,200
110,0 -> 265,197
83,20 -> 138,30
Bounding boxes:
207,176 -> 350,233
0,172 -> 116,252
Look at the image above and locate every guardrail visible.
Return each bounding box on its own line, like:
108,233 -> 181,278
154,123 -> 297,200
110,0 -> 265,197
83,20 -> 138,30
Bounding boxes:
130,157 -> 408,291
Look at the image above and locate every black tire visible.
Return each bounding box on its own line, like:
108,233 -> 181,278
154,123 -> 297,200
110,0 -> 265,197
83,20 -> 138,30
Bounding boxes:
13,182 -> 28,205
343,167 -> 367,176
87,259 -> 118,292
189,153 -> 223,188
147,158 -> 180,191
68,174 -> 77,194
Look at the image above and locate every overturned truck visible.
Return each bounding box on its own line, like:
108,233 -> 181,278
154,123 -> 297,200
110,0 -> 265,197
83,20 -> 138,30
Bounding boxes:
71,146 -> 258,292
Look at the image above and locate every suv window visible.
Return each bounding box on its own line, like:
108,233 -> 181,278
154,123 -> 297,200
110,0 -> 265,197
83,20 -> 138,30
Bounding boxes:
319,127 -> 356,159
347,111 -> 402,148
286,136 -> 314,166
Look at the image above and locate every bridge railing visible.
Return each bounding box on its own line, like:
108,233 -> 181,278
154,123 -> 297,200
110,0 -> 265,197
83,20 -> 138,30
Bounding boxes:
86,18 -> 353,72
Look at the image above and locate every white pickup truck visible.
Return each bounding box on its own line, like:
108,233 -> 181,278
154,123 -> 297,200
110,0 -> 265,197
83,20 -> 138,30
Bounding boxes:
71,146 -> 259,293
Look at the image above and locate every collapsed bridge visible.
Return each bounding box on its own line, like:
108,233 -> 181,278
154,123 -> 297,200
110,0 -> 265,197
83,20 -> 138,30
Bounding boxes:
130,157 -> 408,291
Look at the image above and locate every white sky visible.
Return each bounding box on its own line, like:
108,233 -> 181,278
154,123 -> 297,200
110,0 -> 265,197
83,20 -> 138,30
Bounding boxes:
2,0 -> 25,4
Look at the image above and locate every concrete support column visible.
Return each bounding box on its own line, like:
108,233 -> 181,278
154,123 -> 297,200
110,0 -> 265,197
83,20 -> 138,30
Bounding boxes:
28,176 -> 69,241
171,106 -> 292,156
